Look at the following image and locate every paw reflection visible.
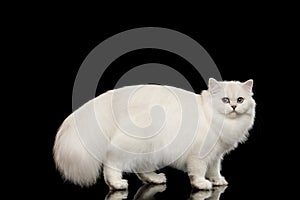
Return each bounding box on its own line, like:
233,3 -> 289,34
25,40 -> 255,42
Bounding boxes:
105,184 -> 166,200
133,184 -> 166,200
105,190 -> 128,200
189,186 -> 227,200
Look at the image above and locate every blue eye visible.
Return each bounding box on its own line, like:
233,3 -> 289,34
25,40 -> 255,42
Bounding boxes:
222,97 -> 230,103
237,97 -> 244,103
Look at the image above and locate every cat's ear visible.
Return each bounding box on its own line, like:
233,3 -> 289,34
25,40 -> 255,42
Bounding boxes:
208,78 -> 221,94
242,79 -> 253,94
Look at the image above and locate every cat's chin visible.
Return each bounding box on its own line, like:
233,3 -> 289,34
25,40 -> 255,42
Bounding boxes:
226,111 -> 239,119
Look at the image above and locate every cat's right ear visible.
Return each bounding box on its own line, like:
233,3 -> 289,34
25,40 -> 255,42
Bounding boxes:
208,78 -> 221,94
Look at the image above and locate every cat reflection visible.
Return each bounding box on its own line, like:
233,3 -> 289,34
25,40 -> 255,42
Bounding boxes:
189,186 -> 227,200
105,184 -> 226,200
105,184 -> 166,200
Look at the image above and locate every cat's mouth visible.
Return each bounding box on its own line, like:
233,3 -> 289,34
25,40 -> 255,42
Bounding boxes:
227,110 -> 240,118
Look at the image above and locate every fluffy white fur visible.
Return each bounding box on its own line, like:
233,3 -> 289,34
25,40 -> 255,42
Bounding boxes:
53,78 -> 255,190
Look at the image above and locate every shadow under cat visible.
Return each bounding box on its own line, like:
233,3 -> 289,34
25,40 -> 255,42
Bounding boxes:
105,184 -> 227,200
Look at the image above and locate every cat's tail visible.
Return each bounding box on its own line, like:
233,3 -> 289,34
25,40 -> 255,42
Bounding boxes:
53,116 -> 102,187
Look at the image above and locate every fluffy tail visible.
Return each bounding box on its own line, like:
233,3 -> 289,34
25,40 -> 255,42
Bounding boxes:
53,116 -> 101,187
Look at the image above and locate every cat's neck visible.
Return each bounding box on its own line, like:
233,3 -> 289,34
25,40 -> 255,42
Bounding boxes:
218,113 -> 253,146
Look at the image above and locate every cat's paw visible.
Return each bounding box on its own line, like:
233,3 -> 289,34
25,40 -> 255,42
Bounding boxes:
138,172 -> 167,184
147,173 -> 167,184
109,179 -> 128,190
191,179 -> 212,190
209,176 -> 228,186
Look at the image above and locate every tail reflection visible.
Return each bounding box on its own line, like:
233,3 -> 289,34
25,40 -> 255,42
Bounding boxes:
189,186 -> 227,200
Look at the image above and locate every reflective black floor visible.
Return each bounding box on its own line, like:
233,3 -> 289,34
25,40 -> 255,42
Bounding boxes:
45,166 -> 271,200
105,184 -> 227,200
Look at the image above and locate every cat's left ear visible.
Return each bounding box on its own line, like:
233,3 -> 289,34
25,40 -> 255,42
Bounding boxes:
242,79 -> 253,94
208,78 -> 222,94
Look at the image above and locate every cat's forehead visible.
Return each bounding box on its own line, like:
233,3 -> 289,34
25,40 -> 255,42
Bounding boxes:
222,81 -> 245,97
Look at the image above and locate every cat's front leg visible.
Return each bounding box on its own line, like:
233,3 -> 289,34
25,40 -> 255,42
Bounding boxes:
187,156 -> 212,190
206,158 -> 228,186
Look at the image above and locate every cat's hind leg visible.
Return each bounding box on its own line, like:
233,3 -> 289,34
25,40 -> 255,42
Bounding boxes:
136,172 -> 167,184
104,165 -> 128,190
187,156 -> 212,190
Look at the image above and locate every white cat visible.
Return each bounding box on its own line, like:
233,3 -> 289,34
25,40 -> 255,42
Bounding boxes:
53,78 -> 255,190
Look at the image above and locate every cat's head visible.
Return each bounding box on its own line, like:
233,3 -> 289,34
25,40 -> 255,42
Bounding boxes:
208,78 -> 255,119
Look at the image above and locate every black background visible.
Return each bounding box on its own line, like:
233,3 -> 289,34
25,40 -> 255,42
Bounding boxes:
10,12 -> 295,199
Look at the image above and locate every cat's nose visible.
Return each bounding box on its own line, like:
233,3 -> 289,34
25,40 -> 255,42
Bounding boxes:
231,105 -> 237,110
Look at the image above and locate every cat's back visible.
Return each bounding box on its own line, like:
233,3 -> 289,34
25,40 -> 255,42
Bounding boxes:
93,85 -> 201,138
94,84 -> 198,108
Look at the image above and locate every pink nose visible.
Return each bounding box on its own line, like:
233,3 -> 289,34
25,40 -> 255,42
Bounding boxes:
231,105 -> 237,110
